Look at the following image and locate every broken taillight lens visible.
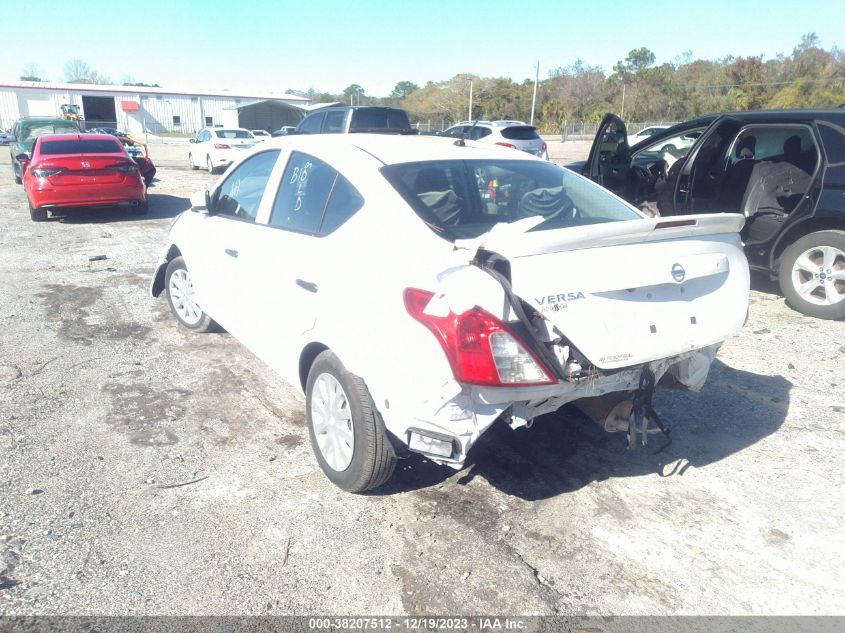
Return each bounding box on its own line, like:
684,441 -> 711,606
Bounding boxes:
403,288 -> 556,387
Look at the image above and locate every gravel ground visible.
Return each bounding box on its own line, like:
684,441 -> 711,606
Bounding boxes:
0,145 -> 843,616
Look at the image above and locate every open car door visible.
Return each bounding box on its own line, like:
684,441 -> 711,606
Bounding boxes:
585,113 -> 630,199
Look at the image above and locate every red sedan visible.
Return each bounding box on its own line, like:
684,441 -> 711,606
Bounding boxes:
18,133 -> 147,222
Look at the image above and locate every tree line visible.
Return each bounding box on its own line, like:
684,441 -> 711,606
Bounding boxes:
290,34 -> 845,131
20,34 -> 845,132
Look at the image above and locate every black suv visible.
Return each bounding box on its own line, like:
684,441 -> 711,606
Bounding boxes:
570,110 -> 845,320
296,106 -> 416,135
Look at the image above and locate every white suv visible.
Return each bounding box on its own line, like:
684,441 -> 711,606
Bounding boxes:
188,127 -> 259,174
442,120 -> 548,159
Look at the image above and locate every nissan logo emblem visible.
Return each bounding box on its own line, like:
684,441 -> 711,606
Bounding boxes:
671,263 -> 686,282
81,161 -> 90,168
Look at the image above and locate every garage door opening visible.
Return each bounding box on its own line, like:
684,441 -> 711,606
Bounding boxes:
233,100 -> 304,133
81,95 -> 117,128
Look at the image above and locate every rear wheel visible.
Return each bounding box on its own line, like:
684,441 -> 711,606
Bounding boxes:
164,257 -> 216,332
206,155 -> 215,174
306,350 -> 396,493
29,202 -> 47,222
779,230 -> 845,320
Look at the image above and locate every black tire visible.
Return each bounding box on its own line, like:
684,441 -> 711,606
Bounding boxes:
778,230 -> 845,320
29,202 -> 47,222
206,155 -> 215,174
306,350 -> 396,493
164,256 -> 216,332
131,201 -> 149,215
13,162 -> 22,185
189,153 -> 198,170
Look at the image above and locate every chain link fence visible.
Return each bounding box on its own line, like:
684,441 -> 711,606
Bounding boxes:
560,120 -> 680,142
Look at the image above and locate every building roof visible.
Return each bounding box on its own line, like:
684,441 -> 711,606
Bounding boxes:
0,80 -> 311,102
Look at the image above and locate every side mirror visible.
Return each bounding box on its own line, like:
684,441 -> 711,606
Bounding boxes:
15,153 -> 30,170
189,190 -> 212,213
189,138 -> 197,144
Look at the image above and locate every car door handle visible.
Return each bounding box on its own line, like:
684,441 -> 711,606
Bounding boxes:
296,279 -> 318,293
224,248 -> 238,258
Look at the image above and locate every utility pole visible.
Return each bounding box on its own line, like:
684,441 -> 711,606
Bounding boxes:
468,80 -> 473,121
530,60 -> 539,125
621,83 -> 626,118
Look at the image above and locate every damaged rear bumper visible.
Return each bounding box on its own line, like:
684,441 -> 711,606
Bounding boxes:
393,344 -> 718,467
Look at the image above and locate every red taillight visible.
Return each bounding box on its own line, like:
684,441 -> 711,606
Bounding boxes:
403,288 -> 555,386
214,143 -> 230,149
495,142 -> 516,149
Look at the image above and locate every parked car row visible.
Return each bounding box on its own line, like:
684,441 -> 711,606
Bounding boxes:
8,117 -> 154,221
569,109 -> 845,320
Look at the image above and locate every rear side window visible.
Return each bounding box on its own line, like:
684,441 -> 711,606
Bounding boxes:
270,152 -> 363,235
817,121 -> 845,164
40,139 -> 122,154
298,112 -> 325,134
500,126 -> 540,141
323,110 -> 346,133
350,109 -> 410,131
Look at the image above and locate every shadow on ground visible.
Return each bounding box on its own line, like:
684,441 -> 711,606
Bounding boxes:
53,193 -> 190,223
750,269 -> 782,297
376,359 -> 791,500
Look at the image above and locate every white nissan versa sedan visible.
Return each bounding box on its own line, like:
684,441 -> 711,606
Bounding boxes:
151,134 -> 750,492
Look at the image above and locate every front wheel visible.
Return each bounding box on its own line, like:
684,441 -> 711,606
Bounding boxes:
13,162 -> 22,185
189,153 -> 198,170
164,256 -> 216,332
778,230 -> 845,320
306,351 -> 396,493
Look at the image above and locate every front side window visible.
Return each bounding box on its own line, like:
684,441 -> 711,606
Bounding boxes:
214,150 -> 280,222
383,160 -> 640,241
270,152 -> 363,235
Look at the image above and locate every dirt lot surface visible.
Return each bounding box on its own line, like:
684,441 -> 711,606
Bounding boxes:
1,144 -> 843,616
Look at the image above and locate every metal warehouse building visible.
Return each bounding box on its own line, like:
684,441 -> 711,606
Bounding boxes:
0,81 -> 312,134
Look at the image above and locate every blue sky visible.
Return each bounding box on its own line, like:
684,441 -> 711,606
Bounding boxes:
5,0 -> 844,96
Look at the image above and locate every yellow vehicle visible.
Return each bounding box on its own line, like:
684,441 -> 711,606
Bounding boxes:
59,104 -> 82,121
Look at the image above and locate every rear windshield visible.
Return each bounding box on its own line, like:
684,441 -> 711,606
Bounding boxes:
40,139 -> 123,155
215,129 -> 253,139
382,160 -> 640,241
350,109 -> 410,132
21,122 -> 79,141
499,126 -> 540,141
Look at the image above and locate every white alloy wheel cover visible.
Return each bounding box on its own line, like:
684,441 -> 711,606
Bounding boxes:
791,245 -> 845,306
168,268 -> 203,325
311,373 -> 354,471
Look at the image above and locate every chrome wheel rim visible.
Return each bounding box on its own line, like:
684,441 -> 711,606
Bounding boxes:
207,156 -> 213,173
168,269 -> 203,325
310,373 -> 354,472
791,244 -> 845,306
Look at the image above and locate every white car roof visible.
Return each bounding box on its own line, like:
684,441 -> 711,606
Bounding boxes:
258,133 -> 540,166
